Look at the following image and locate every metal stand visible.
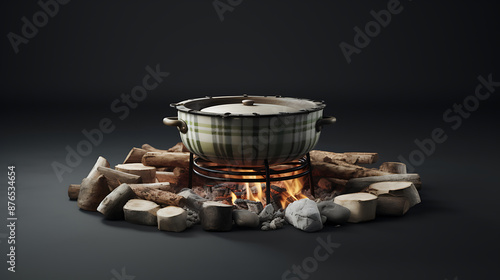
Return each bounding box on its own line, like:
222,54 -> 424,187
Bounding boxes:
188,153 -> 314,205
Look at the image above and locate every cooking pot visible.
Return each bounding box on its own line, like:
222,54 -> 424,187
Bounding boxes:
163,95 -> 335,166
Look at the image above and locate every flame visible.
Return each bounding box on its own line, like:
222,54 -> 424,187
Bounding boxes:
278,177 -> 308,209
230,191 -> 237,205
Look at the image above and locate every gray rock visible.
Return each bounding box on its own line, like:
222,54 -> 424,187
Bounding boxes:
285,199 -> 323,232
321,215 -> 327,224
233,209 -> 260,228
178,188 -> 208,212
316,201 -> 351,225
258,204 -> 275,222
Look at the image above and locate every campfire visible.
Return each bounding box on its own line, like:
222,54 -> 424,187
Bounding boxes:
68,142 -> 422,233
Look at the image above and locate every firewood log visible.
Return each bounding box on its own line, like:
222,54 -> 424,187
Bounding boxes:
310,150 -> 379,165
157,206 -> 188,232
200,201 -> 233,231
115,163 -> 156,183
123,147 -> 147,164
379,162 -> 407,174
97,183 -> 136,219
366,181 -> 421,207
167,142 -> 190,153
77,175 -> 110,211
311,161 -> 390,180
316,178 -> 347,192
128,182 -> 176,192
97,166 -> 142,190
86,156 -> 110,180
141,152 -> 190,168
156,171 -> 177,183
333,193 -> 378,223
346,174 -> 422,193
375,195 -> 410,216
141,144 -> 168,152
123,199 -> 160,226
131,186 -> 185,207
68,184 -> 80,200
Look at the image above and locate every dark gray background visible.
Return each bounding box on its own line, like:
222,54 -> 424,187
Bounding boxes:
1,0 -> 499,279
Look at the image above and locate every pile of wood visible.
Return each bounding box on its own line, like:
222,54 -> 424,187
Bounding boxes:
67,142 -> 422,232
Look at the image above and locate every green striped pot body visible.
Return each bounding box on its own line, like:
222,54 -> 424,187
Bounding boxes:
178,110 -> 323,166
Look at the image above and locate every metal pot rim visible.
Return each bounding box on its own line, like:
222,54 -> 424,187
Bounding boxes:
170,95 -> 326,118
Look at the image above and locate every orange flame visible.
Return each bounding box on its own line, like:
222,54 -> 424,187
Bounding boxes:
230,191 -> 237,205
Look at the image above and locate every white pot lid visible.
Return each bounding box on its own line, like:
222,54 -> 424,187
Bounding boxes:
171,95 -> 325,117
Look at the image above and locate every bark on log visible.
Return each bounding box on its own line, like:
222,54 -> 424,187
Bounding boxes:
367,181 -> 421,207
115,163 -> 156,183
97,183 -> 136,219
123,199 -> 160,226
333,193 -> 378,223
142,144 -> 168,152
68,184 -> 80,200
375,195 -> 410,216
77,175 -> 110,211
123,147 -> 147,164
316,178 -> 347,192
200,201 -> 233,231
156,171 -> 177,183
310,150 -> 379,165
157,206 -> 188,232
312,161 -> 390,180
141,152 -> 190,168
131,187 -> 186,207
379,162 -> 407,174
86,156 -> 110,180
97,166 -> 142,190
346,174 -> 422,193
129,183 -> 176,192
167,142 -> 190,153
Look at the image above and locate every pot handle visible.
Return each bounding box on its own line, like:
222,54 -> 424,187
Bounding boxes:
163,117 -> 188,134
316,116 -> 336,132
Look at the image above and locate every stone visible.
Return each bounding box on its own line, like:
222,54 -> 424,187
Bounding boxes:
316,201 -> 351,225
177,188 -> 208,212
258,204 -> 275,222
233,209 -> 260,228
284,199 -> 323,232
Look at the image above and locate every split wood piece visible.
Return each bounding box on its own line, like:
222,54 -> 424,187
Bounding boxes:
200,201 -> 233,231
86,156 -> 110,180
129,182 -> 176,192
124,199 -> 160,226
97,166 -> 142,190
311,161 -> 390,180
310,150 -> 379,165
376,195 -> 410,216
367,181 -> 421,207
77,175 -> 110,211
142,144 -> 168,153
157,206 -> 188,232
97,183 -> 136,219
346,173 -> 422,193
132,186 -> 186,207
123,147 -> 147,164
156,171 -> 177,183
68,184 -> 80,200
115,163 -> 156,183
141,152 -> 190,169
316,178 -> 347,192
379,162 -> 407,174
334,193 -> 378,223
167,142 -> 190,153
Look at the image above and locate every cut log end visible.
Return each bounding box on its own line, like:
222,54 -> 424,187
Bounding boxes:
334,193 -> 378,223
